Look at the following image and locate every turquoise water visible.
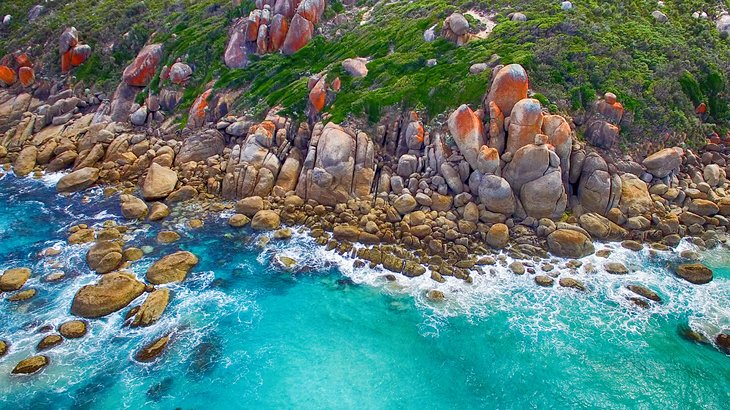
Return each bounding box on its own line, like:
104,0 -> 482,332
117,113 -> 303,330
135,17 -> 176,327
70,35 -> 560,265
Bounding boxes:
0,173 -> 728,409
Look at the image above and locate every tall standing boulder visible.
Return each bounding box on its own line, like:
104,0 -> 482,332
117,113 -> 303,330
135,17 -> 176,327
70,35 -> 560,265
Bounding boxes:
281,14 -> 314,55
296,122 -> 374,205
505,98 -> 543,154
122,44 -> 163,87
447,104 -> 485,171
485,64 -> 529,116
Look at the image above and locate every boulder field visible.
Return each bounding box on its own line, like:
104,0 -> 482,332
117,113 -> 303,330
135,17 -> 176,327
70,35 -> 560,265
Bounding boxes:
3,19 -> 730,363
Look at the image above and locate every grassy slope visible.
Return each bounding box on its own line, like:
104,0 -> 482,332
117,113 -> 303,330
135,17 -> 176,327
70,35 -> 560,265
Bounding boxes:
1,0 -> 729,143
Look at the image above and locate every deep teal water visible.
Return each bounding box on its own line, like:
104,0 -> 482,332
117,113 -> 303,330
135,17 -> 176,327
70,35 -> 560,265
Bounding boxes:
0,173 -> 728,409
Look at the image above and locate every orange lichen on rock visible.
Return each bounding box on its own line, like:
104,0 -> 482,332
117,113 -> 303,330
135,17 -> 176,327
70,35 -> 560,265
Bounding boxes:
123,44 -> 163,87
18,67 -> 35,87
0,65 -> 17,86
188,88 -> 212,129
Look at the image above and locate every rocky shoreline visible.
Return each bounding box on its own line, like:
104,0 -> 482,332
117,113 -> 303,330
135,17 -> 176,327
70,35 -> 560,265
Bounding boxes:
2,45 -> 730,372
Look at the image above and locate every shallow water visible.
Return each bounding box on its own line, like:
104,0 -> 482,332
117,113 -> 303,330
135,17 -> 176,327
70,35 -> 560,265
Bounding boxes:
0,173 -> 728,409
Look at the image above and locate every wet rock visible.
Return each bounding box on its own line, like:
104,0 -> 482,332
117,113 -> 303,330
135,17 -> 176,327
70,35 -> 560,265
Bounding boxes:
142,163 -> 178,200
579,213 -> 626,241
37,334 -> 63,351
12,355 -> 49,375
120,195 -> 149,219
558,277 -> 585,291
59,320 -> 87,338
0,340 -> 7,357
148,202 -> 170,221
0,267 -> 31,291
71,272 -> 146,318
716,333 -> 730,354
123,247 -> 144,261
8,289 -> 36,301
547,229 -> 594,258
534,275 -> 554,287
621,240 -> 643,251
146,251 -> 199,285
251,210 -> 281,231
135,335 -> 170,362
131,288 -> 170,327
627,285 -> 661,302
56,167 -> 99,193
604,262 -> 628,275
86,241 -> 123,274
674,263 -> 713,284
426,289 -> 445,301
509,261 -> 525,275
228,214 -> 251,227
157,231 -> 181,244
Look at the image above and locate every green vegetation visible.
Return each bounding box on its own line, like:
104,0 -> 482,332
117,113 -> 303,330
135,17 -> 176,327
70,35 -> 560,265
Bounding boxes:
1,0 -> 729,142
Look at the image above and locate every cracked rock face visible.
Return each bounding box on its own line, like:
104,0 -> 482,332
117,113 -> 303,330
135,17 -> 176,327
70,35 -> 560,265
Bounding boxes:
296,122 -> 374,206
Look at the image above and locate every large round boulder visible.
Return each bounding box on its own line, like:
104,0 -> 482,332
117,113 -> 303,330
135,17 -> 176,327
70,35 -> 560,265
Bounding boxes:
71,272 -> 145,318
0,267 -> 31,291
547,229 -> 595,258
674,264 -> 713,285
485,64 -> 529,116
142,163 -> 178,200
146,251 -> 199,284
478,175 -> 516,215
86,241 -> 124,274
56,167 -> 99,193
251,210 -> 281,231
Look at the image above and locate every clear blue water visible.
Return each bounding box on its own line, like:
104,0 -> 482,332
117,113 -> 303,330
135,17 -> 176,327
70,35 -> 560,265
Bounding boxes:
0,172 -> 728,409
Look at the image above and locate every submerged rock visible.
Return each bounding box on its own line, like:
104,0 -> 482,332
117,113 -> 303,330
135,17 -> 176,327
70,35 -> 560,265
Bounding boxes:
37,334 -> 63,351
674,263 -> 713,284
627,285 -> 661,302
135,335 -> 170,362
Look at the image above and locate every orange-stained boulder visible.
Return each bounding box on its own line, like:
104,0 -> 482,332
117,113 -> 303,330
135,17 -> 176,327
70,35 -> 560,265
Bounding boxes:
61,51 -> 72,73
256,24 -> 269,54
18,67 -> 35,87
297,0 -> 326,24
188,88 -> 212,129
246,13 -> 261,42
70,44 -> 92,67
281,14 -> 314,55
330,76 -> 341,92
15,53 -> 32,68
447,104 -> 486,171
269,14 -> 289,51
0,65 -> 16,86
123,44 -> 163,87
488,100 -> 506,154
506,98 -> 543,154
485,64 -> 529,116
309,76 -> 327,113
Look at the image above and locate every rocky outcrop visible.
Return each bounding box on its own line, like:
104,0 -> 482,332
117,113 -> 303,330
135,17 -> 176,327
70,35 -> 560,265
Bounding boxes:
296,122 -> 374,206
146,251 -> 199,284
71,272 -> 145,318
176,129 -> 226,165
547,229 -> 594,258
503,143 -> 566,219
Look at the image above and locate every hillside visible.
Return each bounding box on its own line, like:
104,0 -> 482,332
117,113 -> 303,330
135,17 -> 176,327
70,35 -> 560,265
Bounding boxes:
1,0 -> 729,144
